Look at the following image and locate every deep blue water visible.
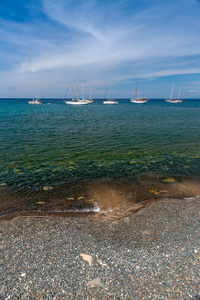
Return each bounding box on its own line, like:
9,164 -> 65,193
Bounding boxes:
0,98 -> 200,204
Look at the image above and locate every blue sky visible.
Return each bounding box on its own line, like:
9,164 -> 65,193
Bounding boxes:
1,0 -> 200,98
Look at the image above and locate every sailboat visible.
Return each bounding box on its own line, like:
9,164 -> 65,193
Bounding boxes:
130,84 -> 149,103
64,81 -> 88,105
103,85 -> 118,104
165,83 -> 183,103
28,97 -> 42,104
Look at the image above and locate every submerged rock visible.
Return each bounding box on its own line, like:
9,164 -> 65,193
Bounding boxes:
163,178 -> 175,182
43,186 -> 53,191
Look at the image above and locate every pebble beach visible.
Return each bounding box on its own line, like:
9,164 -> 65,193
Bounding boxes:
1,197 -> 200,299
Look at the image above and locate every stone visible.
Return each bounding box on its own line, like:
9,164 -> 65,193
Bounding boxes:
162,179 -> 175,182
43,186 -> 53,191
86,277 -> 104,288
80,253 -> 94,266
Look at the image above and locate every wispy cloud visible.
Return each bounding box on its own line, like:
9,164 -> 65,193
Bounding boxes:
189,90 -> 199,93
0,0 -> 200,97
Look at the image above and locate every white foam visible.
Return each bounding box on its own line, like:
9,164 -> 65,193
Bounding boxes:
48,202 -> 104,213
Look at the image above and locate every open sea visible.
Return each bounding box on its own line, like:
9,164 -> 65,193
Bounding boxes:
0,98 -> 200,218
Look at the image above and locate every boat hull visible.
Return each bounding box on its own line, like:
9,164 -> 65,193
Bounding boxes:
64,101 -> 88,105
130,99 -> 149,103
103,101 -> 118,104
165,99 -> 182,103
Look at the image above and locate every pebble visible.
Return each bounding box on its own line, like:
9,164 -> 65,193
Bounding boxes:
43,186 -> 53,191
80,253 -> 94,266
0,197 -> 199,299
86,277 -> 104,288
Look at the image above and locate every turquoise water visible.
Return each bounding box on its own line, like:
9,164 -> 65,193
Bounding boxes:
0,98 -> 200,215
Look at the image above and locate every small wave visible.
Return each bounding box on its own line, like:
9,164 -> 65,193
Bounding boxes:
52,202 -> 103,213
184,195 -> 200,200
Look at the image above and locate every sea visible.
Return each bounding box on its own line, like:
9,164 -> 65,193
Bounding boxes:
0,98 -> 200,218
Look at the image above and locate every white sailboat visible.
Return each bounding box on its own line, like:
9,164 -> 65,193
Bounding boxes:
130,84 -> 149,103
28,97 -> 42,104
64,81 -> 88,105
103,85 -> 118,104
165,83 -> 183,103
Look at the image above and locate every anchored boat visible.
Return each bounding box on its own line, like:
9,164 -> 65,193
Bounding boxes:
28,98 -> 42,105
165,83 -> 183,103
130,84 -> 149,103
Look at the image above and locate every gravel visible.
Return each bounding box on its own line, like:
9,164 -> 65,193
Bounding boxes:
1,197 -> 200,299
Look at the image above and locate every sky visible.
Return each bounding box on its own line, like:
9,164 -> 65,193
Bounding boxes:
1,0 -> 200,98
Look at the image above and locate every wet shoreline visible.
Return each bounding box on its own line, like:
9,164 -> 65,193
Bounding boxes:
1,176 -> 200,221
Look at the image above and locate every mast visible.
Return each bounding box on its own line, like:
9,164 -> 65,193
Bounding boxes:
108,84 -> 110,100
178,88 -> 181,100
77,82 -> 80,100
82,83 -> 84,100
72,80 -> 74,100
90,88 -> 92,100
170,82 -> 174,100
135,83 -> 138,99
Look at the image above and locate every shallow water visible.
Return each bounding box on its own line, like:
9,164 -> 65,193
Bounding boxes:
0,99 -> 200,217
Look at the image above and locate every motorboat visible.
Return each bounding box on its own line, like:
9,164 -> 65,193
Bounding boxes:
28,98 -> 42,105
